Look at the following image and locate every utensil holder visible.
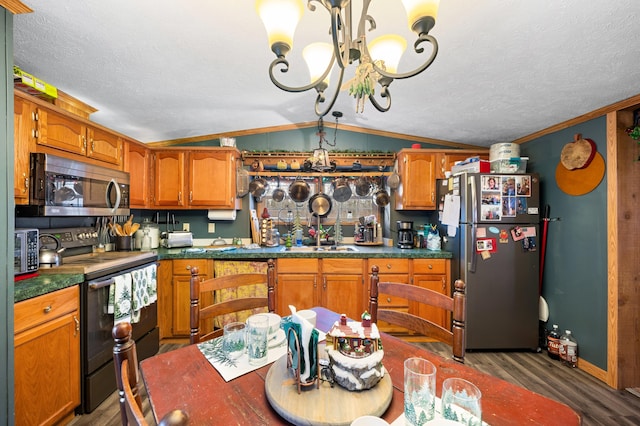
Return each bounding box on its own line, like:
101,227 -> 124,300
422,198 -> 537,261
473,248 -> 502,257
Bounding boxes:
115,236 -> 132,251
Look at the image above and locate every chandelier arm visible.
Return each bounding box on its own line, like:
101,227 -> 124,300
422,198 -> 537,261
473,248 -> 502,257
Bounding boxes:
315,66 -> 346,117
368,86 -> 391,112
372,35 -> 439,80
269,56 -> 335,93
331,6 -> 350,69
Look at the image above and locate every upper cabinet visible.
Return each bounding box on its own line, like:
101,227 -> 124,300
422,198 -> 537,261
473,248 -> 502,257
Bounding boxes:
35,107 -> 123,166
125,141 -> 152,208
13,96 -> 36,204
395,150 -> 437,210
152,148 -> 238,209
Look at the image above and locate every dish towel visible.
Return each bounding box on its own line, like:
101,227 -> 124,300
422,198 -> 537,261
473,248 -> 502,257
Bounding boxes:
145,264 -> 157,304
130,269 -> 147,324
110,273 -> 133,326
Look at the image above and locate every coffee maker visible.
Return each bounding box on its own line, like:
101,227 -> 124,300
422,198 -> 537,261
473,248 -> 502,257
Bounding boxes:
397,221 -> 415,249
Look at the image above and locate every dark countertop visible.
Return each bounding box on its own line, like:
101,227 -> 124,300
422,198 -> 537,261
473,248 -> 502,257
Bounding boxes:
157,245 -> 452,260
14,273 -> 84,303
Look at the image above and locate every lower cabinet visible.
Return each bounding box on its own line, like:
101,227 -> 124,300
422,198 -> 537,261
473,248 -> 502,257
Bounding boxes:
412,259 -> 451,329
366,258 -> 410,334
158,259 -> 213,339
275,258 -> 319,314
14,286 -> 80,426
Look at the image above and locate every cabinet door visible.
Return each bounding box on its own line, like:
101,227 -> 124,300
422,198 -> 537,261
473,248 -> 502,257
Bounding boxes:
277,273 -> 318,315
396,152 -> 436,210
322,274 -> 364,320
412,274 -> 449,329
171,259 -> 210,337
14,311 -> 80,426
153,151 -> 186,207
437,151 -> 490,179
36,107 -> 87,155
188,150 -> 236,208
126,142 -> 151,208
13,97 -> 35,203
87,125 -> 122,165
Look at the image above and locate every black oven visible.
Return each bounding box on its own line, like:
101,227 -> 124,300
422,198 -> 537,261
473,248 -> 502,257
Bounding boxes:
81,260 -> 159,413
16,153 -> 130,217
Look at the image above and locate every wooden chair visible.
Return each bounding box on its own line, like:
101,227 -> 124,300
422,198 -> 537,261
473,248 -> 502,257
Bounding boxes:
189,258 -> 276,344
112,322 -> 189,426
369,265 -> 467,363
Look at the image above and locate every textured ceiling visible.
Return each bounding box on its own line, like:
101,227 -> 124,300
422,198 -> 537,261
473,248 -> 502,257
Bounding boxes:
13,1 -> 640,147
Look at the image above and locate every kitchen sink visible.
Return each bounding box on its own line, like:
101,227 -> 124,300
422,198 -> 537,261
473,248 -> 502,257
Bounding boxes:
280,245 -> 359,252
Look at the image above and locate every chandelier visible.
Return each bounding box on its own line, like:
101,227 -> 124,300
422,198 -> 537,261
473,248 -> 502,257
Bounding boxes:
256,0 -> 440,116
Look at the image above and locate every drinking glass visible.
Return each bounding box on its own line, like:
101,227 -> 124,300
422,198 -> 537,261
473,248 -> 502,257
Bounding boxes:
441,378 -> 482,426
247,314 -> 269,365
222,322 -> 246,360
404,357 -> 437,425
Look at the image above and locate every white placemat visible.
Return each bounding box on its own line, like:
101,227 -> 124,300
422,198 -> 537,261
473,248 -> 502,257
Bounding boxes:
198,335 -> 287,382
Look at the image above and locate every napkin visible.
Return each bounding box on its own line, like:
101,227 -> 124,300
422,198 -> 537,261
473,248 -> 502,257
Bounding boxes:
110,273 -> 132,325
145,263 -> 157,304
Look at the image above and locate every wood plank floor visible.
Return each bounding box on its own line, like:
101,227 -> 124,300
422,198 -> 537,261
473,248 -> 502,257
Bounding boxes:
68,342 -> 640,426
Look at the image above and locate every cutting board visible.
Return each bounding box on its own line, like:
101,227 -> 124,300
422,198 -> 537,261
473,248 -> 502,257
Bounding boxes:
250,209 -> 261,244
555,151 -> 605,196
265,355 -> 393,426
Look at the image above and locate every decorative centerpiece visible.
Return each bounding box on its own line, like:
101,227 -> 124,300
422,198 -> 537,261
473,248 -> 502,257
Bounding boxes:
325,312 -> 385,391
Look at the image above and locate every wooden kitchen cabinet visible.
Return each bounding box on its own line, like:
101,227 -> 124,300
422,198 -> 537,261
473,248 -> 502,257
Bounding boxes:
275,258 -> 320,315
436,150 -> 490,179
171,259 -> 213,338
152,148 -> 238,209
13,96 -> 36,204
14,285 -> 80,426
321,258 -> 366,320
412,258 -> 451,329
366,258 -> 410,334
126,140 -> 152,208
395,150 -> 437,210
34,106 -> 123,166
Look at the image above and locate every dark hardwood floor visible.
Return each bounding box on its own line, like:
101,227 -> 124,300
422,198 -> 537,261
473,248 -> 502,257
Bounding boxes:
68,342 -> 640,426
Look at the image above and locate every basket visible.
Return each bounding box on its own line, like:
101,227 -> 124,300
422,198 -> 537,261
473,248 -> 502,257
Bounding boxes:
220,137 -> 236,147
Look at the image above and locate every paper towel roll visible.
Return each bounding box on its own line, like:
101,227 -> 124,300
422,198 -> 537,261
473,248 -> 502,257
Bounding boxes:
207,210 -> 237,221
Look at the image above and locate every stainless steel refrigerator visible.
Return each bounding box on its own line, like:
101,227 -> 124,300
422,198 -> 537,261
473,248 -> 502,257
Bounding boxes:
437,173 -> 540,350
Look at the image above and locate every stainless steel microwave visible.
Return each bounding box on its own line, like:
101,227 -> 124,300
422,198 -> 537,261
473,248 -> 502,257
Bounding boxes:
14,228 -> 39,275
16,153 -> 130,217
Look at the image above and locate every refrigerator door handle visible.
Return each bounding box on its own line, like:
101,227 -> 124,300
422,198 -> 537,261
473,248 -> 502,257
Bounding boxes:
470,176 -> 477,273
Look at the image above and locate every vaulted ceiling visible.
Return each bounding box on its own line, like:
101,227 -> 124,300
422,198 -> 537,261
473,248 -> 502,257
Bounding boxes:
13,1 -> 640,147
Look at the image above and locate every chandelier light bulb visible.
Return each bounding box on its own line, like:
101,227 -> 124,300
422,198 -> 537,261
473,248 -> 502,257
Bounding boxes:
256,0 -> 304,57
368,35 -> 408,74
303,42 -> 334,86
401,0 -> 439,34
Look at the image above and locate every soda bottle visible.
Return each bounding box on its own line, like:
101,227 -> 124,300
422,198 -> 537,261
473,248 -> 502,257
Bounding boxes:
559,330 -> 578,368
547,324 -> 561,360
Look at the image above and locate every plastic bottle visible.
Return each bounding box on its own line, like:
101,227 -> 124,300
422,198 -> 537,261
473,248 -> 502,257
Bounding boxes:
546,324 -> 561,360
559,330 -> 578,368
295,229 -> 303,247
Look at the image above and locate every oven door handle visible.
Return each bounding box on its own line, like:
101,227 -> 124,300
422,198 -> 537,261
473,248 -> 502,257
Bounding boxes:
88,277 -> 115,290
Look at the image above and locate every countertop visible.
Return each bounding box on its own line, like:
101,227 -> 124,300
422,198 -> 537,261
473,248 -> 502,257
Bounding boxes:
13,245 -> 451,303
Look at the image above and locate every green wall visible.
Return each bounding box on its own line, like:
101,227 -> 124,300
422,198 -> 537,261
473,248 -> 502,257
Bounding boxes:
2,8 -> 14,424
522,117 -> 608,369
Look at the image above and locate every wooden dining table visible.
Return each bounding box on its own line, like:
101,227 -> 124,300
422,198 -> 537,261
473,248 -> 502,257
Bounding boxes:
140,307 -> 581,425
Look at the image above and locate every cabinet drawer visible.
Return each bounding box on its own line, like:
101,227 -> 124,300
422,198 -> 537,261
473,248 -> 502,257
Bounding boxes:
277,258 -> 319,274
173,259 -> 209,275
14,286 -> 79,334
413,259 -> 448,274
322,258 -> 363,273
377,293 -> 409,308
368,258 -> 409,274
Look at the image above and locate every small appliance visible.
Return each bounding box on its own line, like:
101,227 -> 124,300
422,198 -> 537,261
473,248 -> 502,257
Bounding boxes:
14,228 -> 39,275
397,221 -> 415,249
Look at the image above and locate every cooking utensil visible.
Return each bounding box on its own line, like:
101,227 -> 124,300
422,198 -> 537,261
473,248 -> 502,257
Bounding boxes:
236,167 -> 250,198
38,233 -> 65,267
374,187 -> 390,207
272,176 -> 286,202
388,160 -> 400,190
555,151 -> 605,196
249,176 -> 268,200
332,177 -> 352,202
355,176 -> 372,197
289,177 -> 310,203
308,191 -> 332,217
560,133 -> 596,170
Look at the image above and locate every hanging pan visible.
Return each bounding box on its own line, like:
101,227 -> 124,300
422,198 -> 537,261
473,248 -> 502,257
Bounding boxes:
373,176 -> 390,207
308,191 -> 333,218
289,177 -> 311,203
332,177 -> 352,203
272,176 -> 286,202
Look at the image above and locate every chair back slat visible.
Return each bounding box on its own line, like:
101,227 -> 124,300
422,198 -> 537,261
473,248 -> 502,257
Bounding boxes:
369,265 -> 467,363
190,259 -> 276,344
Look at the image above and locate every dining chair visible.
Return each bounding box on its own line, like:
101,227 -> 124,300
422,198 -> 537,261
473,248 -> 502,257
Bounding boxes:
112,322 -> 189,426
369,265 -> 467,363
189,258 -> 276,344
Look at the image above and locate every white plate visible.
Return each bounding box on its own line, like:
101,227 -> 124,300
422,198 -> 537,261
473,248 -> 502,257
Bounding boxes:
268,329 -> 286,348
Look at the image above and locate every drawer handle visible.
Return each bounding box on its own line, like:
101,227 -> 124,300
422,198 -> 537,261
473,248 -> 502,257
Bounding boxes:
43,305 -> 52,313
386,264 -> 392,269
428,264 -> 433,269
386,297 -> 391,303
74,315 -> 80,336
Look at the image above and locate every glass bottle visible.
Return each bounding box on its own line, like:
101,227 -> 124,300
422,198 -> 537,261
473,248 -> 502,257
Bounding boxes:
141,228 -> 152,252
546,324 -> 561,360
559,330 -> 578,368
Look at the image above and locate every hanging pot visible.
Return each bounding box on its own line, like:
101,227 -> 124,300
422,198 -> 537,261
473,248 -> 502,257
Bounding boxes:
272,176 -> 286,202
249,176 -> 268,199
308,191 -> 333,217
374,177 -> 390,207
355,176 -> 372,197
289,177 -> 311,203
332,177 -> 352,203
